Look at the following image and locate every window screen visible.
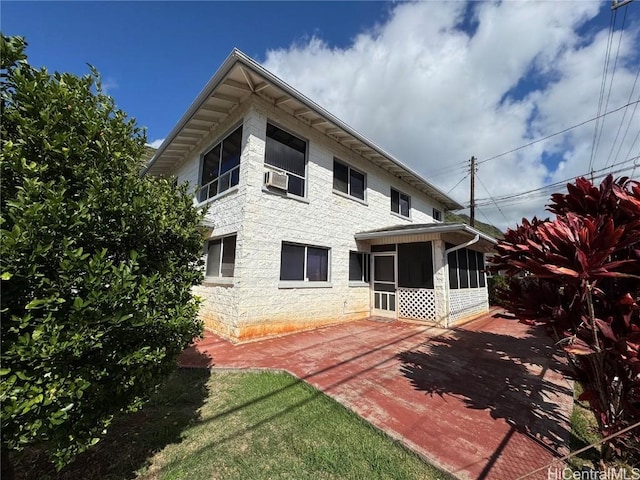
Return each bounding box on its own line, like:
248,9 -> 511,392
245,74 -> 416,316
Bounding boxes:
398,242 -> 434,289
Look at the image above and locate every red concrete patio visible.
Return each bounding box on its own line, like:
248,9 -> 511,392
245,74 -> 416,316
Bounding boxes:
179,310 -> 574,480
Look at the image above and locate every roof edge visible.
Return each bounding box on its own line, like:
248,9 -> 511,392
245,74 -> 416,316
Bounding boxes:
231,51 -> 463,210
142,49 -> 463,211
141,48 -> 243,176
354,223 -> 498,244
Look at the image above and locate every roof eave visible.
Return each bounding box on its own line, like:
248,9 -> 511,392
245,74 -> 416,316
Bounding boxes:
142,49 -> 463,211
354,223 -> 498,244
141,48 -> 243,176
231,52 -> 463,210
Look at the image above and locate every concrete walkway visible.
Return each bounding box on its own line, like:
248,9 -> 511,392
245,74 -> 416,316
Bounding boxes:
179,311 -> 574,480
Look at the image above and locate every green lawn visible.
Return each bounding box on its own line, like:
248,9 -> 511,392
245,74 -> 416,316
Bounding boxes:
568,383 -> 602,470
568,383 -> 636,472
16,369 -> 452,480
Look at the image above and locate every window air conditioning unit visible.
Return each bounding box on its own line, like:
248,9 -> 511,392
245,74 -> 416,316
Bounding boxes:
265,170 -> 289,190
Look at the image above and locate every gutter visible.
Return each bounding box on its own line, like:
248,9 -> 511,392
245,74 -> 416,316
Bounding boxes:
355,223 -> 497,245
444,234 -> 480,255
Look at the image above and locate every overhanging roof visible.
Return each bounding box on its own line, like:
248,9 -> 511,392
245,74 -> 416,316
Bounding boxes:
355,223 -> 498,245
143,48 -> 463,211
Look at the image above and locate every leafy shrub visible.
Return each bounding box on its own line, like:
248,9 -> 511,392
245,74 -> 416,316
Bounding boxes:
0,35 -> 205,474
489,175 -> 640,463
487,274 -> 509,306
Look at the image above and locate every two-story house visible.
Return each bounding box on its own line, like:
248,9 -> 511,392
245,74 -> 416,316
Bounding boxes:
143,49 -> 496,343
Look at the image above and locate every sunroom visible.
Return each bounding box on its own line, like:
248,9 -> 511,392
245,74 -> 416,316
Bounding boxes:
354,223 -> 497,328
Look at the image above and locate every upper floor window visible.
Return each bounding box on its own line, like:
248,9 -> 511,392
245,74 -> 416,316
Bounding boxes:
199,125 -> 243,203
206,234 -> 237,279
433,208 -> 442,222
280,242 -> 329,282
265,123 -> 306,197
391,188 -> 411,218
333,159 -> 366,201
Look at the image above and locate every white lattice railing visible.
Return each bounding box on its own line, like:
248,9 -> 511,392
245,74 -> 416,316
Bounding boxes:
398,288 -> 436,321
449,288 -> 488,323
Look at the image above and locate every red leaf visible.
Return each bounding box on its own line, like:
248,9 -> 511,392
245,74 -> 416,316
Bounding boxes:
544,265 -> 580,277
594,318 -> 617,342
578,389 -> 598,403
564,343 -> 596,355
577,389 -> 602,412
618,293 -> 637,307
576,249 -> 589,272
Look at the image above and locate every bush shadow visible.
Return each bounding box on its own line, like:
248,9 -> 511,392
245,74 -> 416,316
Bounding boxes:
397,322 -> 572,454
14,354 -> 211,480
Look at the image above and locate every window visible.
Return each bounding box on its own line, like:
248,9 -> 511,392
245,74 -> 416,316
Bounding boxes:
333,159 -> 366,201
479,253 -> 486,287
265,123 -> 307,197
391,188 -> 411,218
433,208 -> 442,222
205,235 -> 237,278
349,252 -> 370,283
280,242 -> 329,282
398,242 -> 434,289
446,244 -> 486,289
199,125 -> 243,203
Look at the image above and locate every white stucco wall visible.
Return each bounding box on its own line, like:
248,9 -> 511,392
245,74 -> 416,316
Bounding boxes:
231,98 -> 445,340
171,104 -> 252,337
168,97 -> 449,341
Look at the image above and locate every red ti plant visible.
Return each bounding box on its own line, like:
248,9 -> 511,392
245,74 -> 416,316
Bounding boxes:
489,175 -> 640,462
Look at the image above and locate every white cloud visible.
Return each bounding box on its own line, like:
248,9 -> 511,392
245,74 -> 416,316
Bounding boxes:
262,1 -> 639,231
101,77 -> 119,95
147,138 -> 165,149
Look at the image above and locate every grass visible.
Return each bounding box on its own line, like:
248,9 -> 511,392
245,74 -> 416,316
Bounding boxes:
568,382 -> 602,470
15,369 -> 452,480
568,383 -> 637,473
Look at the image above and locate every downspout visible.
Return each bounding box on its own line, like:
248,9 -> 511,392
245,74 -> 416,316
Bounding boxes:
444,235 -> 480,256
443,235 -> 480,328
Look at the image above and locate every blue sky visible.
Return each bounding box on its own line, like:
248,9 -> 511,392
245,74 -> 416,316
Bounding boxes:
3,1 -> 391,142
3,1 -> 640,229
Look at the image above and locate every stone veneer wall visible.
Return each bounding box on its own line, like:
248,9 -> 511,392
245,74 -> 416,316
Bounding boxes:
172,97 -> 446,341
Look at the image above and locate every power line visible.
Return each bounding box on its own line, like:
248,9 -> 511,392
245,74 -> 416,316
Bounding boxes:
472,158 -> 638,207
430,164 -> 469,181
476,99 -> 640,166
589,8 -> 617,174
611,93 -> 640,166
474,156 -> 637,205
427,160 -> 470,179
624,130 -> 640,176
605,63 -> 640,168
473,163 -> 637,209
475,172 -> 510,224
594,6 -> 628,171
476,207 -> 498,228
446,172 -> 469,194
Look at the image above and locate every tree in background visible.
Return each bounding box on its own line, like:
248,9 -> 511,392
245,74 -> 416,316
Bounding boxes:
490,175 -> 640,463
0,35 -> 205,476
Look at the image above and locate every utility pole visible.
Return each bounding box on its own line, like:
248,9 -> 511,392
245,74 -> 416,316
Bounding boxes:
612,0 -> 633,10
470,156 -> 476,228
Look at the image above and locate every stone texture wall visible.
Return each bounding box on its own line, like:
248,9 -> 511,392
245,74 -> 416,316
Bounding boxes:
233,98 -> 443,340
173,105 -> 251,338
170,97 -> 447,341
